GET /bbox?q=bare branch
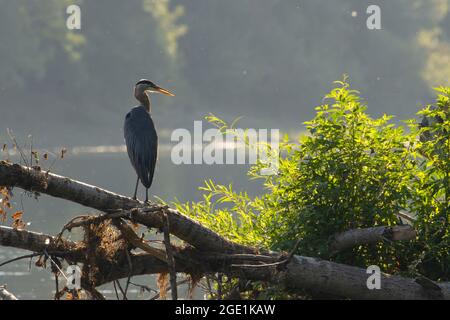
[0,225,84,261]
[114,219,167,262]
[329,225,416,254]
[163,212,177,300]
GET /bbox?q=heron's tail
[140,170,154,189]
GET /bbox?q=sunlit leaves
[173,80,450,282]
[409,87,450,280]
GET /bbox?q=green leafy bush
[409,87,450,280]
[173,80,450,282]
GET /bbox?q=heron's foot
[132,196,137,201]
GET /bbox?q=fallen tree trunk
[1,225,448,299]
[0,161,256,254]
[283,256,450,300]
[0,161,449,300]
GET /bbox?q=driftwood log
[0,160,449,300]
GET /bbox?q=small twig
[286,238,302,263]
[217,273,223,300]
[148,279,190,300]
[81,283,106,300]
[231,260,291,268]
[43,250,68,282]
[115,280,127,300]
[113,281,120,300]
[55,215,91,243]
[6,128,28,166]
[0,253,41,267]
[205,276,214,298]
[208,253,277,263]
[56,211,129,243]
[129,281,158,294]
[115,219,167,262]
[47,151,59,172]
[163,212,177,300]
[30,135,33,166]
[123,249,133,300]
[397,211,416,222]
[231,238,301,269]
[54,273,60,300]
[28,255,32,271]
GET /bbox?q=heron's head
[134,79,175,100]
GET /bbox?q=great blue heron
[124,79,174,202]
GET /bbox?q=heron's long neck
[138,93,151,113]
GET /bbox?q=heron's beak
[153,86,175,97]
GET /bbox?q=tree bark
[282,255,450,300]
[329,225,417,254]
[0,226,82,257]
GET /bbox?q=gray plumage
[124,79,174,202]
[124,106,158,189]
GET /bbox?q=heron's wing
[124,107,158,188]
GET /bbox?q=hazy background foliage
[1,0,450,147]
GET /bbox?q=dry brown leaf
[131,221,140,231]
[65,290,81,300]
[157,273,169,300]
[35,255,45,268]
[12,218,26,230]
[12,211,23,220]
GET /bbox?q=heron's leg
[145,188,149,203]
[133,177,139,200]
